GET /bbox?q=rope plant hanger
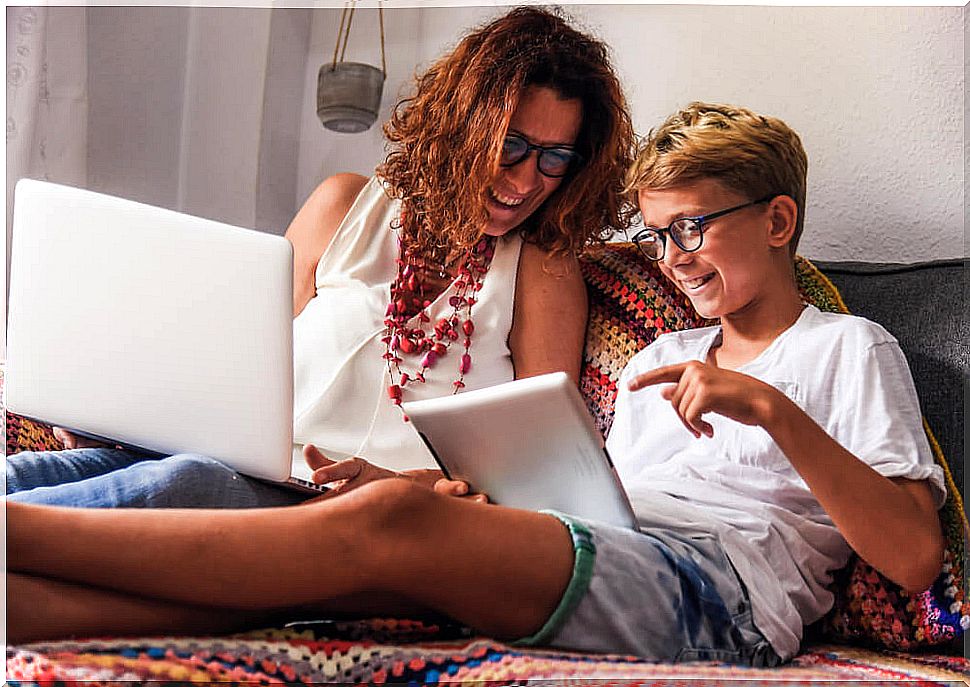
[317,1,387,134]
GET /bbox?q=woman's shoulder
[288,174,372,236]
[310,173,373,211]
[516,240,578,274]
[513,242,585,308]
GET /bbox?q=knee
[158,454,237,486]
[351,478,435,525]
[5,451,38,479]
[6,450,47,471]
[298,479,440,584]
[336,478,439,550]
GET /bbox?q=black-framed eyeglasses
[630,195,777,261]
[500,132,582,178]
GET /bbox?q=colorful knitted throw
[7,621,970,685]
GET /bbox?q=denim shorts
[515,511,782,665]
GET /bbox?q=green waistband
[513,510,596,647]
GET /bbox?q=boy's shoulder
[623,308,899,379]
[794,305,898,350]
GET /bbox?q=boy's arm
[630,361,945,593]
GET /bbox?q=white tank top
[292,176,523,470]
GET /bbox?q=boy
[7,103,946,665]
[607,101,946,660]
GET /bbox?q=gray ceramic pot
[317,62,385,133]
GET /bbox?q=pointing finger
[628,363,688,391]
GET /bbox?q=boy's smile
[638,179,770,320]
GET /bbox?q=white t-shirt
[605,304,946,660]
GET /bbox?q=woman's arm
[285,173,369,317]
[508,242,588,383]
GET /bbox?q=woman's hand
[303,444,403,497]
[303,444,488,503]
[52,427,109,450]
[432,477,489,503]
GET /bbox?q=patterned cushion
[578,243,713,436]
[577,242,968,651]
[5,409,60,456]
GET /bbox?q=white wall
[594,5,965,264]
[298,4,965,263]
[257,9,313,233]
[9,5,967,265]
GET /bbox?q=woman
[7,5,645,647]
[6,6,634,507]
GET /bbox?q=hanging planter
[317,2,386,134]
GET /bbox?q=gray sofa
[814,258,966,496]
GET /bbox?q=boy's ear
[766,195,798,249]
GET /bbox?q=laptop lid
[6,179,295,482]
[402,371,638,528]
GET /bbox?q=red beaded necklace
[382,235,496,420]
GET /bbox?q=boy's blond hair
[626,102,808,254]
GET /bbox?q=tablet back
[403,372,637,528]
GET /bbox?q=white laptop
[5,179,325,493]
[402,372,638,528]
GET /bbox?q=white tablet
[402,372,638,529]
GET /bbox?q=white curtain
[175,7,308,232]
[5,6,88,355]
[3,7,313,356]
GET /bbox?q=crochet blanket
[7,620,970,685]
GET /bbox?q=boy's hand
[628,361,779,438]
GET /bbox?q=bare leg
[8,572,270,643]
[8,573,438,644]
[7,480,574,639]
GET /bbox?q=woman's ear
[766,195,798,249]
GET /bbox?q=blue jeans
[6,448,311,508]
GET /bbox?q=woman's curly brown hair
[377,6,636,262]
